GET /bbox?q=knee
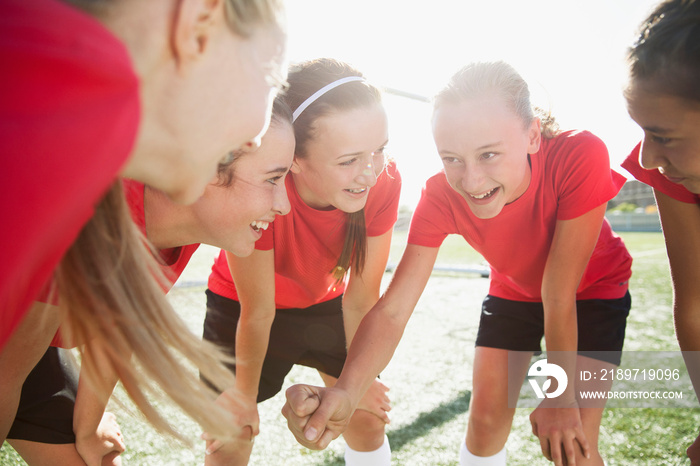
[467,398,513,445]
[344,408,387,447]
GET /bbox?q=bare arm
[530,203,607,466]
[282,244,439,449]
[204,249,275,463]
[226,249,276,407]
[341,230,393,422]
[74,351,126,466]
[342,230,393,348]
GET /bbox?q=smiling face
[290,104,388,212]
[191,119,294,257]
[432,94,540,219]
[626,79,700,194]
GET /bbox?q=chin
[228,243,256,258]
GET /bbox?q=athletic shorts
[475,292,631,366]
[7,346,78,444]
[203,290,347,402]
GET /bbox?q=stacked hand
[281,378,391,450]
[75,412,125,466]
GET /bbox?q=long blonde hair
[55,0,287,444]
[56,182,237,443]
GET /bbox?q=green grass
[3,231,698,465]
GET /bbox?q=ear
[527,117,542,154]
[290,157,302,174]
[171,0,224,65]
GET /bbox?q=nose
[639,139,666,170]
[274,182,291,216]
[355,158,378,188]
[460,162,485,193]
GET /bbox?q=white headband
[292,76,366,122]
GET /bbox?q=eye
[340,157,358,167]
[266,174,286,186]
[649,134,671,145]
[481,152,497,160]
[441,156,462,165]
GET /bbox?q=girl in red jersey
[2,99,295,466]
[1,0,287,454]
[621,0,700,463]
[203,58,401,466]
[282,61,633,466]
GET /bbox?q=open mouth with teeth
[469,187,499,200]
[250,220,269,232]
[345,187,367,194]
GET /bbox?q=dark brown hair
[284,58,383,279]
[627,0,700,102]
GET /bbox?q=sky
[284,0,661,208]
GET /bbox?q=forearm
[73,347,123,437]
[336,244,437,407]
[542,289,579,401]
[334,297,409,406]
[231,313,274,399]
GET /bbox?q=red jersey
[50,181,198,348]
[622,143,700,204]
[123,180,200,284]
[0,0,140,350]
[208,162,402,309]
[409,130,632,302]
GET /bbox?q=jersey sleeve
[621,143,699,204]
[407,172,457,248]
[552,131,625,220]
[365,161,402,237]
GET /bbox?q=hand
[75,412,126,466]
[356,378,391,424]
[281,384,354,450]
[202,389,259,456]
[529,398,590,466]
[202,426,255,466]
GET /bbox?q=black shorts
[7,346,78,444]
[203,290,347,402]
[475,292,631,365]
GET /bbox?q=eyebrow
[336,139,390,159]
[475,141,502,151]
[267,165,290,175]
[439,141,502,157]
[642,126,671,134]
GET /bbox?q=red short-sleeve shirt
[208,162,402,309]
[409,130,632,302]
[1,0,140,350]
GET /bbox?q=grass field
[2,230,699,465]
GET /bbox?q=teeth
[250,221,269,231]
[470,188,497,200]
[346,188,367,194]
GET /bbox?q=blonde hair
[56,182,237,443]
[224,0,285,37]
[51,0,287,443]
[434,61,560,139]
